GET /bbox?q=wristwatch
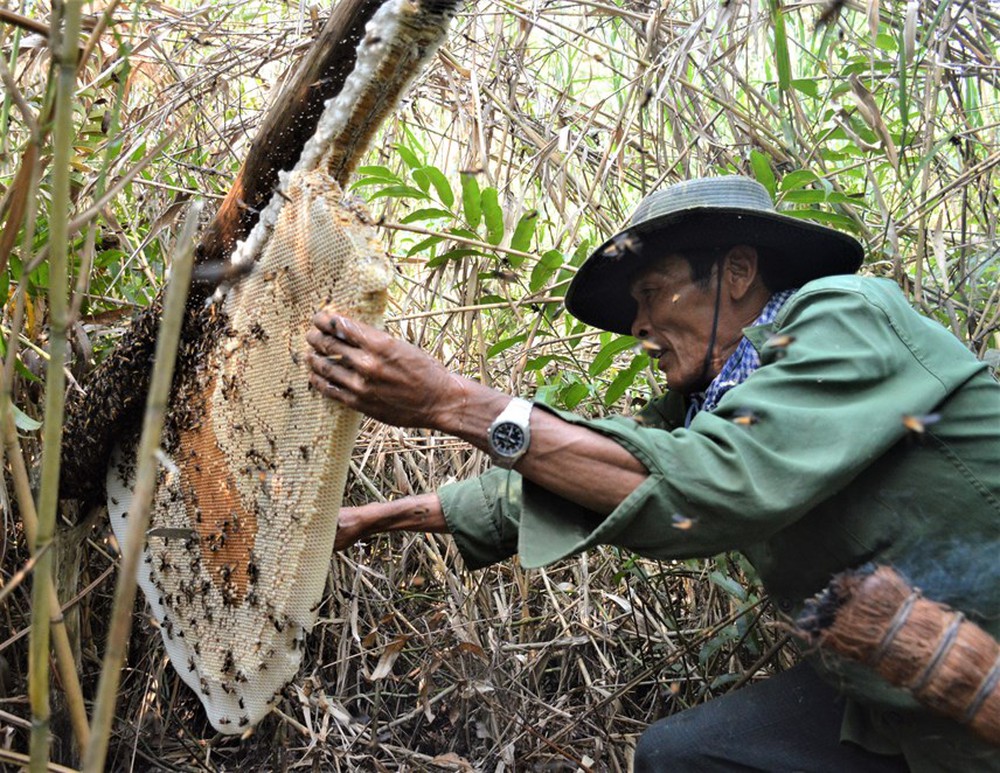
[487,397,533,468]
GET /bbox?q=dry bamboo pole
[80,201,201,773]
[27,4,82,770]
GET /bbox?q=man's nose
[631,308,650,340]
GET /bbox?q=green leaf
[779,169,818,191]
[749,150,776,199]
[875,33,898,52]
[367,184,430,202]
[394,143,422,170]
[604,355,646,406]
[461,172,482,228]
[406,234,444,257]
[354,165,401,183]
[769,0,792,92]
[447,227,482,241]
[589,335,638,377]
[562,381,590,409]
[15,356,40,384]
[410,167,431,193]
[524,355,555,372]
[781,209,861,234]
[487,334,526,358]
[781,189,829,204]
[790,78,819,99]
[530,249,565,292]
[509,210,538,260]
[13,404,41,431]
[400,207,454,224]
[427,247,483,268]
[709,570,747,601]
[420,166,454,207]
[481,187,505,246]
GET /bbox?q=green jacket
[439,276,1000,770]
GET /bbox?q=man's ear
[723,245,760,300]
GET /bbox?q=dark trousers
[633,664,911,772]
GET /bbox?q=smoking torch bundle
[796,563,999,746]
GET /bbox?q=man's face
[629,254,722,394]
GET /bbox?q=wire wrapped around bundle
[796,563,1000,746]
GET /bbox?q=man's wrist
[433,378,511,447]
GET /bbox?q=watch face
[491,422,526,457]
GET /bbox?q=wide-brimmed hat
[564,176,864,335]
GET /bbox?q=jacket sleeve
[442,281,969,570]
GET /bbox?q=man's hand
[308,311,648,517]
[334,495,449,551]
[306,311,466,430]
[332,505,372,551]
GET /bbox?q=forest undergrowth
[1,0,998,770]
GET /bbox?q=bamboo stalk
[81,200,201,773]
[27,4,83,771]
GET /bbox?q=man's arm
[335,493,446,551]
[306,311,648,516]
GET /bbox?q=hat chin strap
[697,258,724,390]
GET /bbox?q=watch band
[488,397,533,467]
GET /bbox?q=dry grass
[1,0,998,770]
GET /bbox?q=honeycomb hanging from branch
[106,0,457,734]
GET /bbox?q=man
[306,176,1000,771]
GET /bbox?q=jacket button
[777,598,793,613]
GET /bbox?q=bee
[670,513,697,531]
[764,334,795,360]
[815,0,848,29]
[191,259,255,289]
[902,413,941,434]
[235,198,260,215]
[731,408,760,427]
[218,717,231,727]
[239,716,250,728]
[765,334,795,350]
[602,232,641,260]
[147,527,195,540]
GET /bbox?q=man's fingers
[309,372,348,402]
[311,312,370,346]
[309,351,350,380]
[308,369,365,406]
